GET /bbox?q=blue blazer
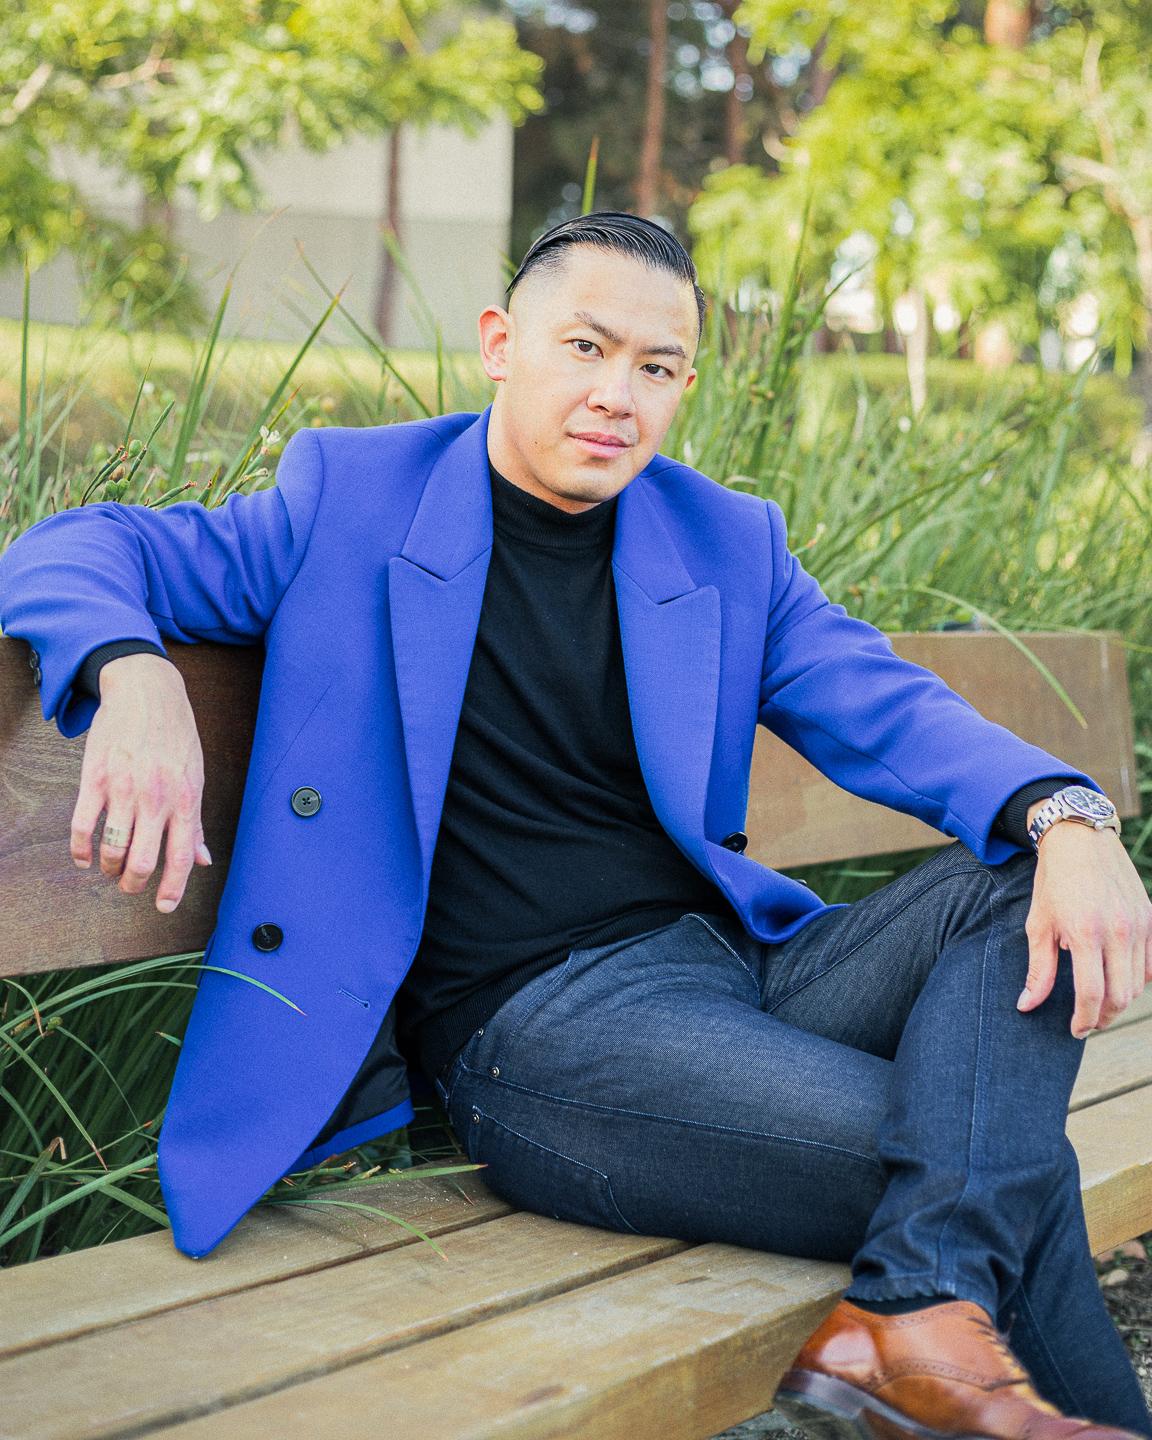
[0,402,1099,1257]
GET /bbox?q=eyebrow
[568,309,689,361]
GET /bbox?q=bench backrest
[0,630,1138,979]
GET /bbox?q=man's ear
[478,305,512,382]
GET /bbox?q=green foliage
[689,1,1152,365]
[0,0,545,325]
[1,240,1149,1267]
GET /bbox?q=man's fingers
[1066,922,1107,1038]
[154,812,205,914]
[1019,915,1059,1010]
[116,807,165,897]
[70,785,107,868]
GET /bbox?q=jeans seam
[934,875,1001,1297]
[1001,1156,1098,1417]
[482,950,581,1062]
[457,1071,884,1172]
[765,864,991,1014]
[472,1105,643,1235]
[683,912,760,989]
[1012,1283,1085,1415]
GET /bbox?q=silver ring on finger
[102,823,133,848]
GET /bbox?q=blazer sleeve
[756,497,1105,863]
[0,428,324,739]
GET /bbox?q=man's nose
[588,365,636,413]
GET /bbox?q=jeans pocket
[477,948,586,1070]
[466,1104,642,1236]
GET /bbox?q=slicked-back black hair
[505,210,707,342]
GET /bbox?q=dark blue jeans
[436,839,1152,1436]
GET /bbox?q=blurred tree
[636,0,670,217]
[687,0,1152,407]
[0,0,544,333]
[504,0,799,258]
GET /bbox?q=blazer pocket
[251,673,336,809]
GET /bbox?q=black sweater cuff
[75,640,172,699]
[992,777,1083,849]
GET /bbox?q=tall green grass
[1,239,1149,1267]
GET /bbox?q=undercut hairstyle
[505,210,707,342]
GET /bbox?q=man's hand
[70,653,213,913]
[1019,800,1152,1038]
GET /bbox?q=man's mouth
[569,432,632,457]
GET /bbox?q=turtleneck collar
[488,456,618,551]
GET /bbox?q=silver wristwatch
[1026,785,1121,853]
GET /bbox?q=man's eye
[571,340,670,378]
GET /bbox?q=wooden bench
[1,628,1148,1440]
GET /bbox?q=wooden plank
[21,1083,1147,1440]
[0,1215,691,1440]
[750,631,1139,870]
[135,1073,1152,1440]
[0,1169,512,1358]
[0,638,260,975]
[2,629,1139,974]
[128,1245,853,1440]
[1068,1084,1152,1255]
[1070,1010,1152,1112]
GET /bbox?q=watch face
[1060,786,1115,820]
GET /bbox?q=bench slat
[137,1072,1152,1440]
[750,631,1139,869]
[1068,1083,1152,1255]
[114,1244,852,1440]
[5,1078,1148,1440]
[0,1170,511,1358]
[3,995,1146,1360]
[0,1216,690,1440]
[1069,1005,1152,1111]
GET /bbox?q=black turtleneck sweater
[390,460,742,1082]
[72,459,1076,1089]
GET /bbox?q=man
[0,212,1149,1440]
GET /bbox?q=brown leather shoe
[773,1296,1146,1440]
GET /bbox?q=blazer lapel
[612,473,721,873]
[389,406,722,891]
[388,410,494,883]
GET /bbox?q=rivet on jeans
[471,1110,480,1123]
[476,1027,484,1036]
[490,1065,500,1078]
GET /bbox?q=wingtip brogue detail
[773,1296,1147,1440]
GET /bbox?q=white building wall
[0,119,514,353]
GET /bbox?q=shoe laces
[962,1310,1035,1389]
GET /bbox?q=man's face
[479,245,699,514]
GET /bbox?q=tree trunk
[375,125,404,344]
[806,27,836,108]
[983,0,1035,50]
[140,194,175,241]
[635,0,668,216]
[972,2,1034,366]
[719,0,751,166]
[902,286,930,416]
[1128,213,1152,440]
[973,319,1017,369]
